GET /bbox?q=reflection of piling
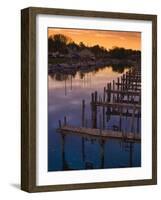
[100,139,105,168]
[113,80,115,102]
[129,142,133,167]
[64,77,67,96]
[107,83,111,102]
[91,92,97,128]
[99,114,102,135]
[61,133,65,170]
[131,105,136,133]
[59,120,62,128]
[137,111,140,133]
[64,116,67,126]
[103,87,106,102]
[119,107,122,131]
[102,106,105,129]
[117,78,120,102]
[70,75,72,90]
[82,137,85,162]
[82,99,85,127]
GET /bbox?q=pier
[56,67,141,170]
[58,68,141,138]
[57,125,141,142]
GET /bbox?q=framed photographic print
[21,7,157,192]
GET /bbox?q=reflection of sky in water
[48,66,141,171]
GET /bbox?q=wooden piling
[61,133,65,170]
[131,105,136,133]
[119,107,122,131]
[103,87,106,102]
[64,116,67,126]
[59,120,62,128]
[70,75,72,90]
[91,92,94,103]
[99,114,102,135]
[102,106,105,129]
[100,139,105,169]
[94,91,98,102]
[117,78,120,102]
[82,137,85,162]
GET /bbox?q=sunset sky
[48,28,141,51]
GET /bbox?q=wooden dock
[57,68,141,141]
[57,125,141,142]
[92,102,141,110]
[105,89,140,96]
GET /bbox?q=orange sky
[48,28,141,51]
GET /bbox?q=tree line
[48,34,141,59]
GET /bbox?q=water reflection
[49,64,130,81]
[48,65,141,171]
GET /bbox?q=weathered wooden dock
[57,68,141,142]
[92,102,141,109]
[57,125,141,142]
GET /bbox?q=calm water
[48,66,141,171]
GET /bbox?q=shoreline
[48,58,140,75]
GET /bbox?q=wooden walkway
[57,68,141,142]
[57,125,141,142]
[105,89,140,96]
[92,102,141,110]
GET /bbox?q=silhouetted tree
[48,34,71,53]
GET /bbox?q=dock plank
[91,102,141,109]
[57,125,141,142]
[105,89,140,96]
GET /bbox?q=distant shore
[48,58,140,76]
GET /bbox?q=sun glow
[48,28,141,50]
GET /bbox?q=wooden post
[119,107,122,131]
[91,92,94,103]
[137,110,140,133]
[100,139,105,169]
[61,133,65,170]
[91,102,97,128]
[113,80,115,90]
[122,74,124,90]
[129,142,133,167]
[99,95,101,102]
[82,137,85,162]
[125,72,128,90]
[117,77,120,90]
[109,83,111,102]
[139,93,141,105]
[128,70,131,87]
[59,120,62,128]
[126,109,128,119]
[85,118,88,128]
[64,116,67,126]
[107,83,111,102]
[99,114,102,135]
[102,106,105,129]
[103,87,106,102]
[131,105,136,133]
[135,79,137,91]
[112,80,115,102]
[94,91,98,102]
[70,75,72,90]
[127,93,129,103]
[121,76,123,91]
[117,78,120,102]
[106,106,111,123]
[65,76,67,96]
[82,99,85,127]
